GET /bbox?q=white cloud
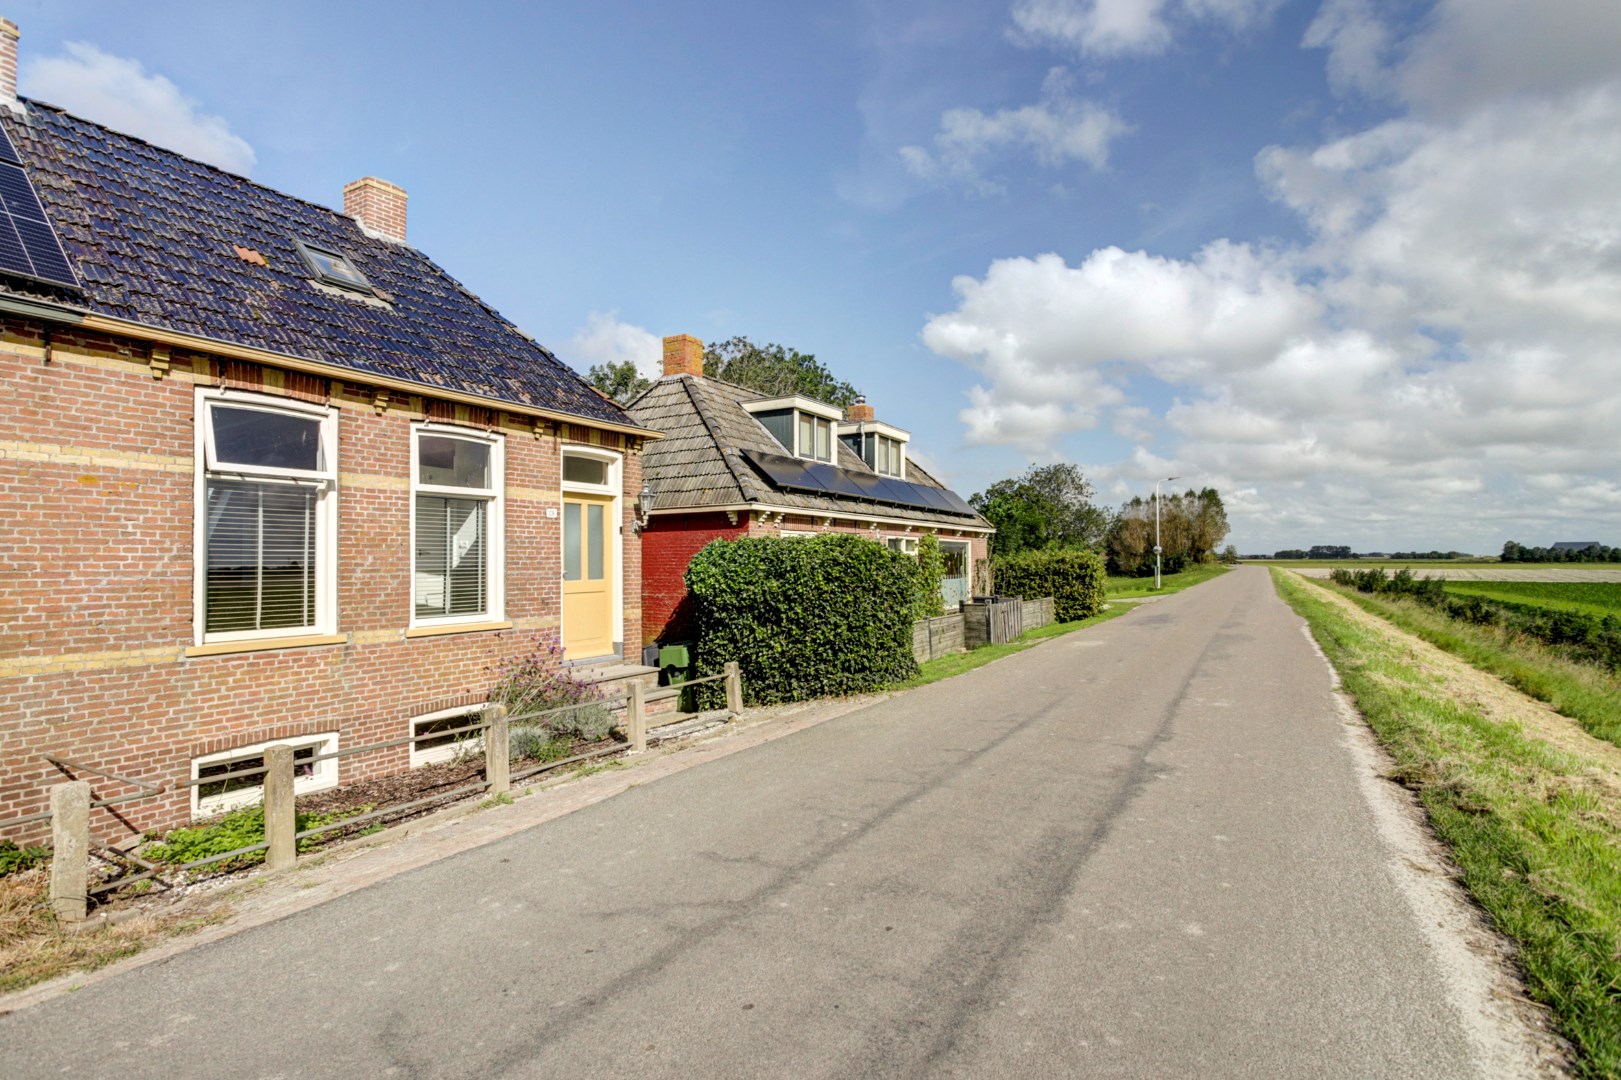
[23,43,256,175]
[566,311,662,380]
[901,68,1129,192]
[924,1,1621,551]
[1011,0,1285,58]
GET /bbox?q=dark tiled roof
[630,375,990,529]
[0,100,640,430]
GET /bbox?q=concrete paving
[0,567,1550,1077]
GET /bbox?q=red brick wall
[640,511,749,645]
[0,318,642,841]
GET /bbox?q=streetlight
[1154,475,1180,590]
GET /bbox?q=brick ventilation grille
[662,335,704,378]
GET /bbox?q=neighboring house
[0,20,654,836]
[629,335,993,646]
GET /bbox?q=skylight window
[294,239,373,293]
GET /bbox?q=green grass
[1272,570,1621,1077]
[1247,558,1502,568]
[1307,579,1621,752]
[890,604,1135,690]
[1444,581,1621,618]
[1106,562,1230,598]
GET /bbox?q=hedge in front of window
[685,534,922,705]
[992,548,1107,622]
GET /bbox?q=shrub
[685,533,922,704]
[508,725,573,764]
[915,533,946,619]
[143,803,364,869]
[488,636,609,739]
[992,548,1108,622]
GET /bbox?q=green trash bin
[659,643,694,711]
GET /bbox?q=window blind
[415,496,487,618]
[205,479,317,633]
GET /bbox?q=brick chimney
[343,176,407,243]
[0,19,20,109]
[662,334,704,378]
[845,396,874,422]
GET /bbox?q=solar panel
[740,448,978,517]
[907,483,955,512]
[804,461,869,499]
[0,123,79,289]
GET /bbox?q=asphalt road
[1,567,1533,1078]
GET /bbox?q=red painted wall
[640,512,749,645]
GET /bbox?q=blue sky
[18,1,1621,554]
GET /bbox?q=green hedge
[686,533,922,704]
[993,548,1107,622]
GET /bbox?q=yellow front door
[562,493,615,658]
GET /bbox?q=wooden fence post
[627,681,646,753]
[724,661,743,716]
[48,780,90,924]
[484,704,510,795]
[263,744,296,871]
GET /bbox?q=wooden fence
[912,596,1055,662]
[912,614,966,663]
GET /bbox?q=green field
[1248,559,1499,569]
[1443,581,1621,617]
[1105,563,1229,598]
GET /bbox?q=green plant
[0,840,49,877]
[686,533,922,704]
[143,803,370,869]
[992,548,1108,622]
[914,533,946,619]
[509,724,574,763]
[489,635,609,739]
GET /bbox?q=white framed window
[876,435,905,478]
[886,536,919,556]
[412,426,504,625]
[780,529,817,539]
[191,732,338,817]
[195,390,337,643]
[796,412,833,462]
[409,706,485,767]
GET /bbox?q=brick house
[0,22,656,838]
[629,335,993,646]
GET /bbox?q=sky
[15,0,1621,555]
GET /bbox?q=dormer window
[743,395,844,464]
[837,417,910,479]
[294,239,373,294]
[797,413,833,463]
[875,435,904,478]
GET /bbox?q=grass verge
[889,603,1134,690]
[0,870,230,995]
[1272,569,1621,1077]
[1106,563,1229,599]
[1302,575,1621,752]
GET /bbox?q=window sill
[184,634,348,658]
[404,620,513,639]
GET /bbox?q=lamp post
[1154,475,1179,590]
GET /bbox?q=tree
[1106,486,1231,575]
[704,336,862,406]
[586,359,652,404]
[969,463,1112,556]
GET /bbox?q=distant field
[1443,580,1621,617]
[1248,559,1499,569]
[1284,564,1621,582]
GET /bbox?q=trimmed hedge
[686,533,922,704]
[993,548,1107,622]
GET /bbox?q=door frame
[559,445,623,659]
